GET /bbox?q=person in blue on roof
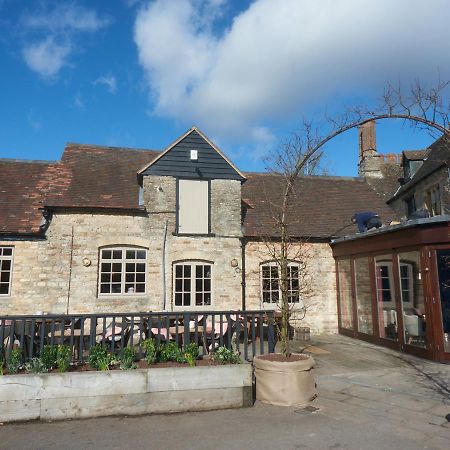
[351,211,382,233]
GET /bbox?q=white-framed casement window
[177,179,209,234]
[0,246,13,296]
[99,247,147,295]
[260,262,300,303]
[173,261,212,307]
[375,261,414,308]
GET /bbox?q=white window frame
[375,261,414,309]
[173,261,213,308]
[260,262,300,304]
[98,247,148,296]
[0,246,14,297]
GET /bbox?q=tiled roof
[44,144,159,208]
[1,144,398,239]
[0,159,56,234]
[242,174,398,239]
[389,136,450,202]
[0,144,159,235]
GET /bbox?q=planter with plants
[0,340,252,422]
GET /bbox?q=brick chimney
[358,121,382,178]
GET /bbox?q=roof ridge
[65,143,161,153]
[0,158,56,164]
[243,172,363,181]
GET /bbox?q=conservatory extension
[332,216,450,363]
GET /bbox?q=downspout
[162,219,168,311]
[241,237,247,310]
[66,225,74,314]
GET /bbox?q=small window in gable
[177,179,209,234]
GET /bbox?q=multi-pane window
[0,247,13,296]
[376,261,414,307]
[174,262,212,307]
[261,262,300,303]
[99,247,147,295]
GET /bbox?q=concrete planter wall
[0,364,253,422]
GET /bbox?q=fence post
[268,311,275,353]
[183,312,190,348]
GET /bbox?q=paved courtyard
[1,335,449,450]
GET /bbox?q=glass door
[397,251,427,350]
[375,255,398,342]
[435,249,450,356]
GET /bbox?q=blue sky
[0,0,449,176]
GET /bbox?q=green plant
[56,345,72,373]
[88,345,111,371]
[26,357,48,373]
[142,338,157,365]
[119,347,137,370]
[41,345,58,370]
[0,356,3,375]
[183,343,200,367]
[158,341,184,363]
[7,348,21,374]
[211,346,241,365]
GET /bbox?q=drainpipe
[162,219,168,311]
[241,237,247,310]
[66,225,74,314]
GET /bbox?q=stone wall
[0,175,244,315]
[390,167,449,217]
[244,241,338,334]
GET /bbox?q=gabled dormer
[138,127,245,237]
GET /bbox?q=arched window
[99,247,147,295]
[260,262,300,304]
[173,261,212,307]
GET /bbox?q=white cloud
[26,109,42,131]
[21,2,110,78]
[22,3,110,32]
[23,37,71,78]
[74,92,85,109]
[93,74,117,94]
[134,0,450,148]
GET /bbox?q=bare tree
[261,78,450,358]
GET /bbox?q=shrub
[158,341,184,363]
[26,357,48,373]
[41,345,58,370]
[211,346,241,365]
[56,345,72,373]
[88,345,111,371]
[142,338,157,365]
[7,348,21,374]
[0,356,3,375]
[183,343,200,367]
[119,347,137,370]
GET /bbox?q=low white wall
[0,364,253,422]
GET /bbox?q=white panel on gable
[178,179,209,234]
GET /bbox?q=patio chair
[403,313,423,344]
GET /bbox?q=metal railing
[0,310,276,364]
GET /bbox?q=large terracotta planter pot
[253,354,316,406]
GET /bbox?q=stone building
[0,126,397,333]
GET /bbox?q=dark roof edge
[43,205,148,215]
[0,231,45,240]
[331,215,450,245]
